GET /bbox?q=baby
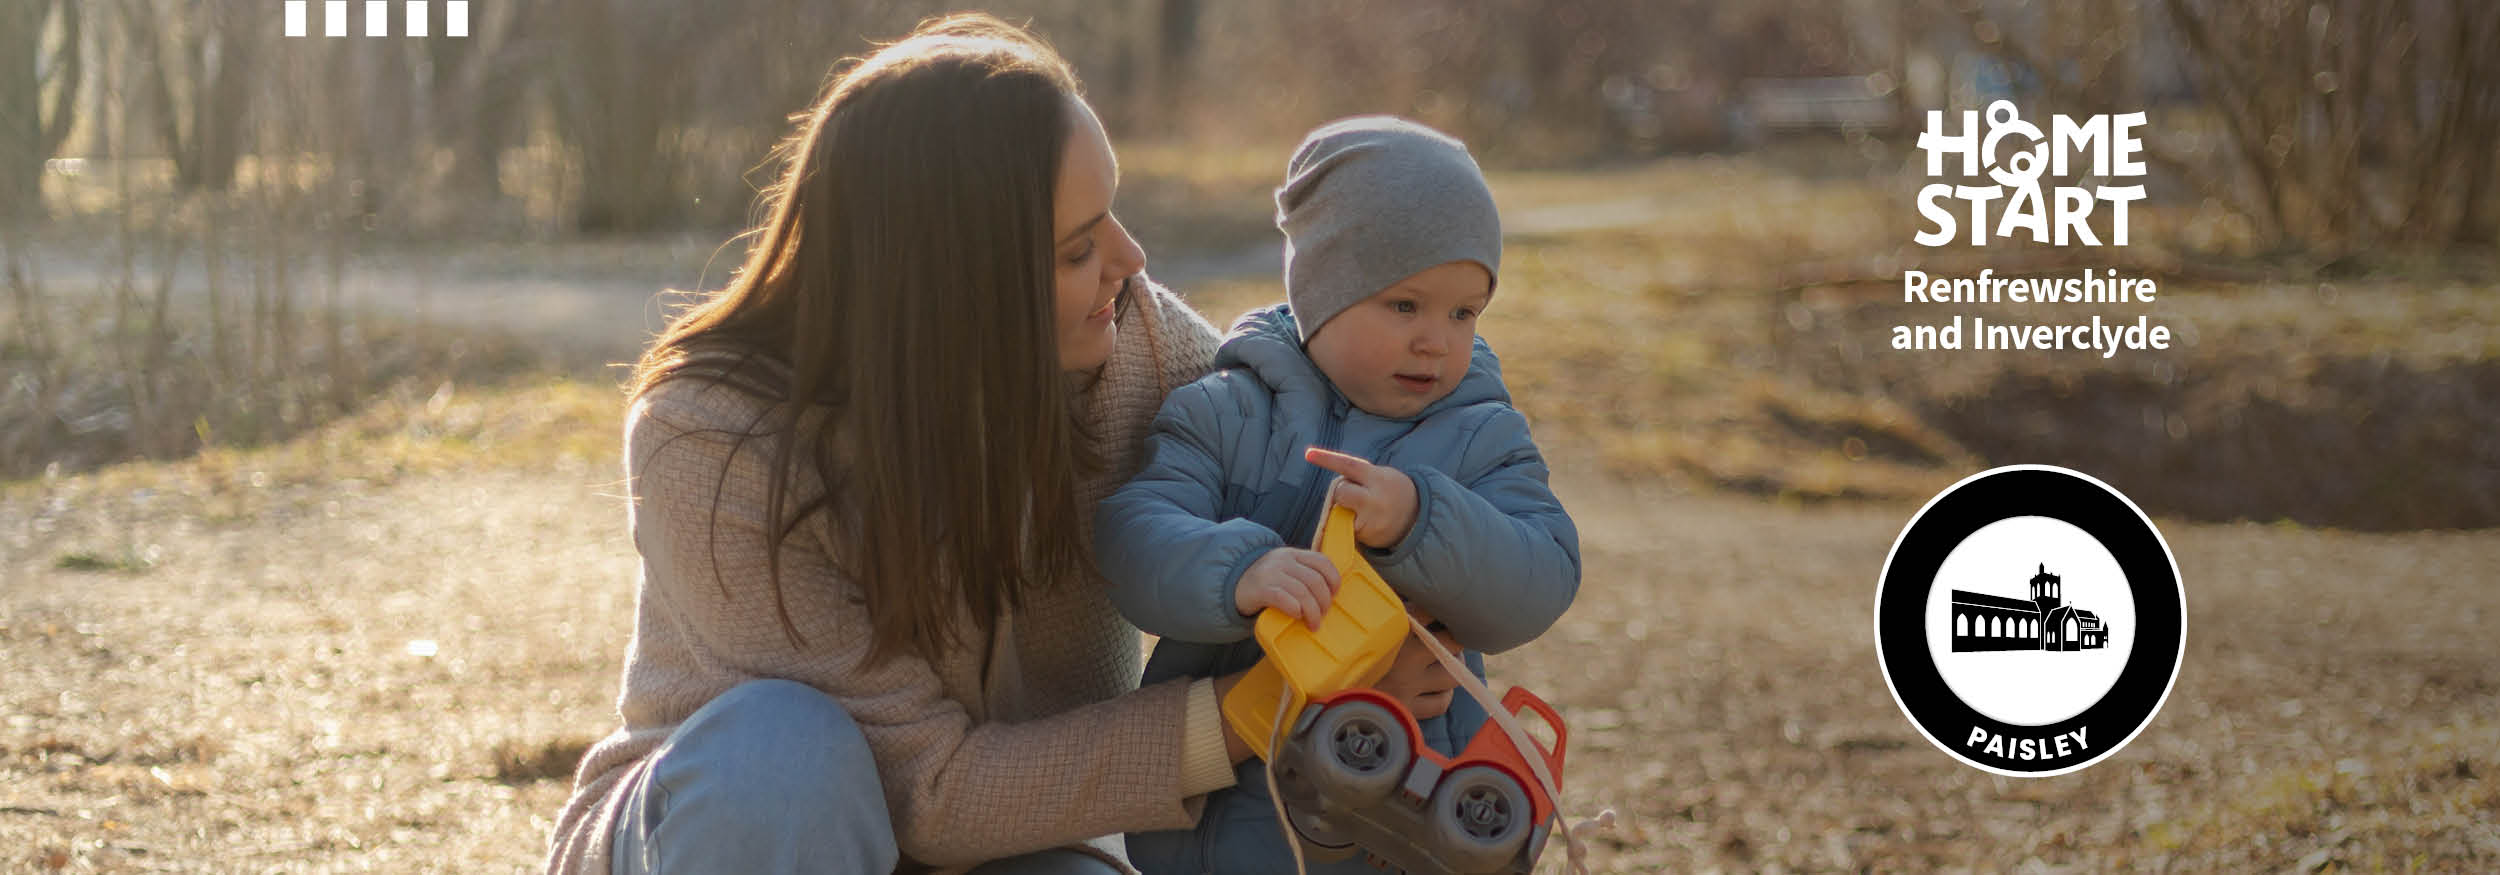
[1097,116,1581,874]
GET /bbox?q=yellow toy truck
[1222,504,1572,875]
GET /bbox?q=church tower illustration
[1949,563,2110,653]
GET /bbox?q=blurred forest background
[3,0,2498,871]
[3,0,2495,487]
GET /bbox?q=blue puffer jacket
[1097,303,1580,873]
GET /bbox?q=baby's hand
[1235,548,1341,630]
[1377,609,1463,721]
[1304,448,1418,550]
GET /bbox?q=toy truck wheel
[1303,700,1410,806]
[1428,765,1532,871]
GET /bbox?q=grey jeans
[610,678,1120,875]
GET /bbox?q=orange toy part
[1451,685,1570,826]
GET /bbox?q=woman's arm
[629,391,1228,866]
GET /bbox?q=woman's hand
[1212,671,1256,763]
[1304,447,1419,550]
[1373,608,1463,722]
[1235,547,1340,630]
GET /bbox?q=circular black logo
[1875,465,2184,776]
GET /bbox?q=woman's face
[1051,97,1145,372]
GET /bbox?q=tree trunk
[430,0,541,200]
[1,0,79,222]
[554,0,690,232]
[183,2,254,192]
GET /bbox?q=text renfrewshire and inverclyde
[1893,269,2172,358]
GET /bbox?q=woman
[545,15,1253,875]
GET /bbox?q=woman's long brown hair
[627,14,1095,666]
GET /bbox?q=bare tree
[116,0,259,193]
[548,0,716,231]
[0,0,81,220]
[2164,0,2492,248]
[1938,0,2498,251]
[427,2,546,201]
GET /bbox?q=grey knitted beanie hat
[1275,116,1501,342]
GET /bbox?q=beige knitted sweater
[546,281,1230,874]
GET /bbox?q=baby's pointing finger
[1303,447,1377,482]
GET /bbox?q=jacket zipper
[1283,403,1347,549]
[1223,400,1348,693]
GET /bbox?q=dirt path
[17,181,1680,372]
[4,453,2494,871]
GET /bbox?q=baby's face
[1305,261,1493,419]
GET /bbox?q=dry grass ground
[6,387,2494,871]
[5,150,2496,871]
[2,382,628,872]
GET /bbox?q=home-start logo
[1874,466,2184,777]
[1889,102,2175,357]
[1913,101,2147,247]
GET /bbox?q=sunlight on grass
[7,378,624,521]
